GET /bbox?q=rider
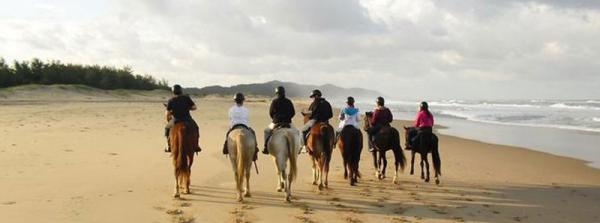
[164,84,201,153]
[367,96,393,151]
[262,86,296,154]
[301,89,333,151]
[411,101,434,147]
[223,93,259,161]
[335,96,360,144]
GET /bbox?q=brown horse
[364,112,406,184]
[337,125,363,186]
[302,112,335,190]
[170,121,198,198]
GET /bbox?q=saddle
[231,124,250,131]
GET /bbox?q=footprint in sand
[108,153,118,156]
[295,216,318,223]
[344,216,362,223]
[178,202,191,207]
[2,201,16,205]
[166,209,183,215]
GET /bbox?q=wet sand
[1,96,599,222]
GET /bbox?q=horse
[169,121,198,198]
[226,126,257,202]
[266,126,301,202]
[404,127,441,185]
[337,125,363,186]
[301,112,335,190]
[363,112,406,184]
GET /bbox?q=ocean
[342,99,600,169]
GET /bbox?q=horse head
[363,112,373,130]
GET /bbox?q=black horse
[404,127,441,185]
[337,125,363,186]
[364,112,406,184]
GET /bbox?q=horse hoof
[277,188,283,192]
[237,197,243,202]
[435,179,440,185]
[173,193,180,198]
[318,184,324,191]
[425,178,430,183]
[393,177,398,184]
[244,193,252,198]
[312,181,317,185]
[285,195,291,203]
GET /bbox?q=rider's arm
[414,112,422,127]
[165,110,173,122]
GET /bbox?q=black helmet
[309,89,322,98]
[346,96,355,105]
[275,86,285,96]
[420,101,429,110]
[234,92,245,103]
[376,96,385,106]
[172,84,183,95]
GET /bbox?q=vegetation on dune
[0,58,169,90]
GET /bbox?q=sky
[0,0,599,100]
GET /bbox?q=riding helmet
[172,84,183,95]
[347,96,355,105]
[234,92,245,103]
[275,86,285,96]
[309,89,322,98]
[420,101,429,110]
[376,96,385,106]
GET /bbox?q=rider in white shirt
[223,93,258,160]
[336,96,360,144]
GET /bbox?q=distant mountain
[185,80,383,100]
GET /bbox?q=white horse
[266,127,301,202]
[227,128,257,202]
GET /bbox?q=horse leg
[343,159,348,179]
[420,156,425,180]
[410,151,415,175]
[312,160,318,185]
[244,166,252,198]
[425,156,430,183]
[282,170,291,202]
[372,151,379,178]
[380,151,387,179]
[173,169,180,198]
[393,150,399,184]
[184,154,193,194]
[324,159,330,188]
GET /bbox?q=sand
[1,95,599,223]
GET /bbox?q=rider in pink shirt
[414,110,434,128]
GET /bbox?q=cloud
[0,0,599,99]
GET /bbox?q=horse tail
[320,124,333,162]
[392,128,406,171]
[432,135,442,176]
[352,127,362,178]
[175,124,188,177]
[285,131,297,181]
[235,133,245,190]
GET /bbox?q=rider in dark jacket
[262,86,296,154]
[301,89,333,149]
[164,85,201,153]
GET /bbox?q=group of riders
[163,84,435,159]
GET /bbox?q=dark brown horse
[170,121,198,198]
[302,112,335,190]
[337,125,363,186]
[404,127,441,185]
[364,112,406,184]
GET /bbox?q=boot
[164,138,171,153]
[195,145,202,153]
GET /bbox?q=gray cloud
[0,0,599,99]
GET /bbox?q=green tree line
[0,58,169,90]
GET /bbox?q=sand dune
[1,94,599,222]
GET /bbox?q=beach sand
[1,96,599,223]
